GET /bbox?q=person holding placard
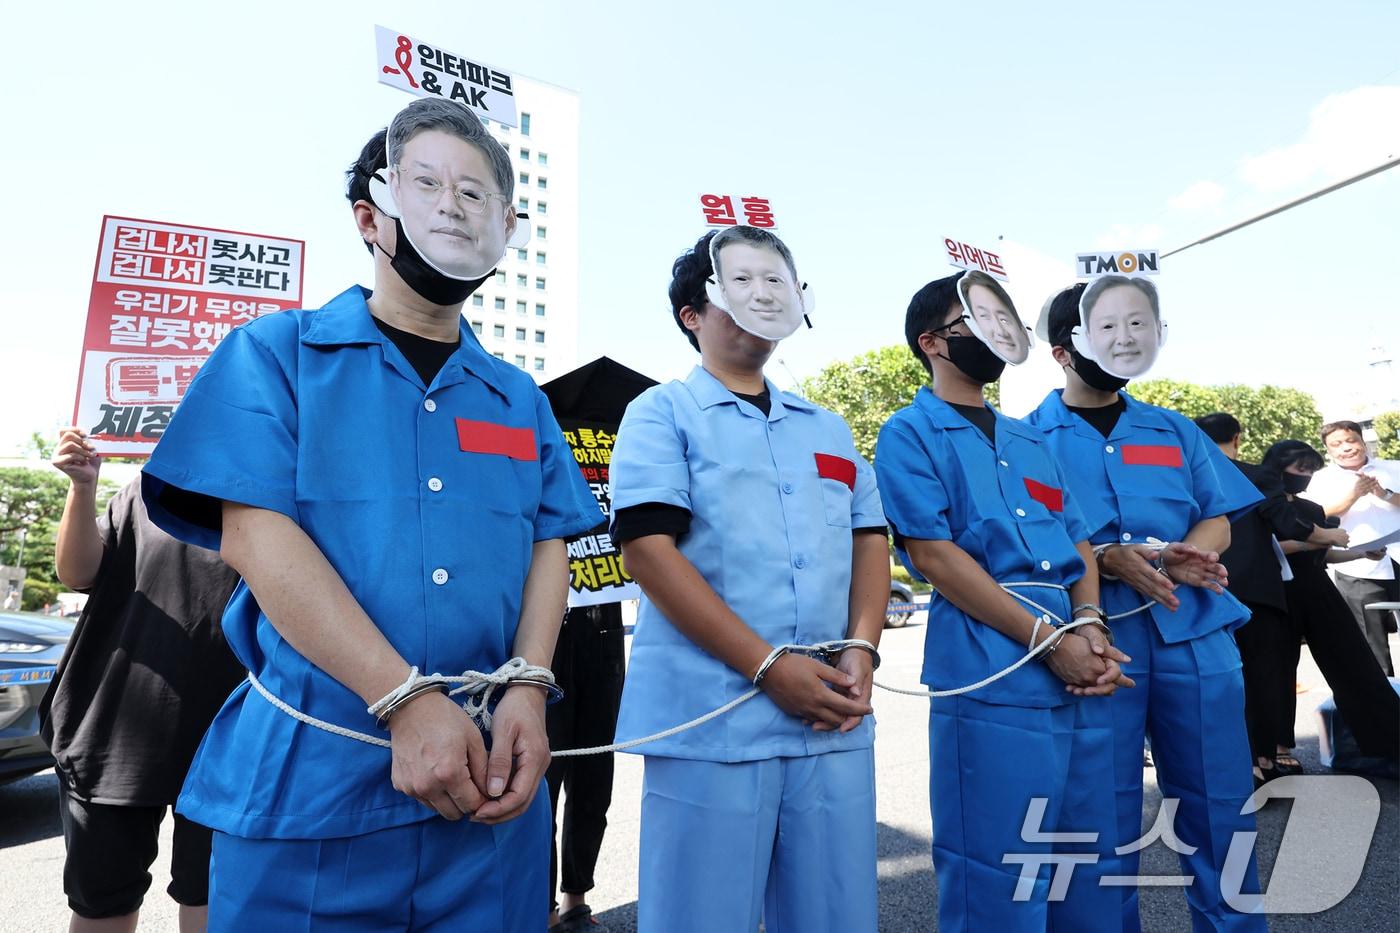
[874,271,1131,933]
[1026,282,1267,932]
[609,227,888,932]
[139,97,600,931]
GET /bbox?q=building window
[538,153,548,167]
[516,300,527,314]
[520,148,530,161]
[535,303,546,317]
[537,201,547,215]
[536,226,547,240]
[517,197,528,211]
[519,172,529,185]
[534,357,545,371]
[537,177,547,190]
[520,113,531,135]
[494,271,506,285]
[502,142,510,152]
[494,297,505,311]
[472,294,484,307]
[516,248,528,261]
[536,251,546,265]
[493,324,505,338]
[515,327,526,341]
[535,277,546,290]
[516,273,527,288]
[534,330,545,344]
[470,320,482,335]
[494,351,505,360]
[514,354,526,367]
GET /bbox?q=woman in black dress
[1263,440,1399,768]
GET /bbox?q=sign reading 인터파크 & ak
[72,216,305,456]
[375,25,519,128]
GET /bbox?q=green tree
[1373,411,1400,460]
[803,345,999,461]
[1129,380,1323,462]
[0,467,119,609]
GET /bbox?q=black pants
[546,604,626,904]
[1235,602,1296,761]
[1332,571,1397,676]
[1287,571,1400,760]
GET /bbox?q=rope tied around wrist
[246,657,559,751]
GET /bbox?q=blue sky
[2,0,1397,453]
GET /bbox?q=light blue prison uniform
[609,366,884,933]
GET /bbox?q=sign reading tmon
[1075,250,1160,277]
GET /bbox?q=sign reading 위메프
[559,419,639,607]
[943,237,1008,281]
[375,26,518,127]
[72,216,304,457]
[699,194,777,229]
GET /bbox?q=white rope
[551,689,761,758]
[874,582,1104,699]
[246,657,557,751]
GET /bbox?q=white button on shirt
[1121,532,1132,542]
[431,568,448,585]
[1105,445,1115,453]
[1040,560,1052,571]
[1016,508,1027,517]
[423,399,437,413]
[427,477,443,492]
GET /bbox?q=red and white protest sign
[72,216,305,456]
[943,237,1008,281]
[699,193,778,229]
[375,25,519,128]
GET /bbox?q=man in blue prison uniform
[1025,284,1266,932]
[140,99,600,930]
[874,273,1135,933]
[608,228,890,932]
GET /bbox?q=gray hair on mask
[386,97,514,201]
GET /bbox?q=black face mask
[1283,472,1312,494]
[941,335,1006,385]
[1069,348,1130,393]
[377,219,490,306]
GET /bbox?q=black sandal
[1274,754,1304,776]
[550,905,606,933]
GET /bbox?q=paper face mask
[369,103,531,282]
[703,227,813,341]
[955,270,1032,365]
[1073,275,1166,379]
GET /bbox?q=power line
[1164,154,1400,258]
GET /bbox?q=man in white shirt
[1305,420,1400,675]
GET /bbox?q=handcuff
[752,638,881,687]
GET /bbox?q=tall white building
[470,76,579,382]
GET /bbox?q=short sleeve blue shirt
[1025,390,1263,643]
[609,366,884,762]
[875,388,1102,708]
[141,286,600,840]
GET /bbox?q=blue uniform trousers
[207,787,550,931]
[1110,617,1267,932]
[928,694,1120,933]
[638,749,877,933]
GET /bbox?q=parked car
[0,611,74,784]
[886,580,924,629]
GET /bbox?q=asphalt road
[2,624,1396,931]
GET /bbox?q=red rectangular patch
[814,453,856,491]
[1023,478,1064,512]
[1121,444,1183,467]
[455,418,537,461]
